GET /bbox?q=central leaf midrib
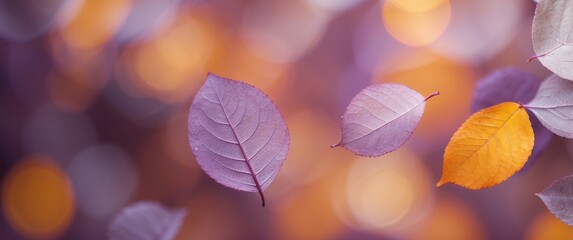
[347,97,424,143]
[213,90,265,205]
[447,105,523,180]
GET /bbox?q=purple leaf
[471,68,553,167]
[188,73,289,206]
[333,83,438,157]
[537,175,573,226]
[471,68,540,112]
[530,0,573,80]
[108,201,187,240]
[525,74,573,139]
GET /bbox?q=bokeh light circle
[2,155,75,239]
[67,144,139,219]
[382,0,451,47]
[343,149,433,234]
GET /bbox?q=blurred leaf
[531,0,573,80]
[188,73,289,206]
[471,68,552,167]
[526,74,573,138]
[333,83,438,157]
[537,175,573,226]
[438,102,534,189]
[471,68,540,112]
[0,0,68,41]
[108,201,187,240]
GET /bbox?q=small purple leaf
[537,175,573,226]
[471,68,553,167]
[188,73,289,207]
[333,83,438,157]
[108,201,187,240]
[471,68,540,112]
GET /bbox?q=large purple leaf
[531,0,573,81]
[188,73,289,206]
[537,175,573,226]
[471,68,553,167]
[333,83,438,157]
[108,201,187,240]
[525,74,573,139]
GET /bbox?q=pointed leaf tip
[336,83,429,157]
[537,175,573,226]
[188,74,289,206]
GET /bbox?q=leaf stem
[424,91,440,101]
[528,44,564,62]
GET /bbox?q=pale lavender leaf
[471,68,553,167]
[537,175,573,226]
[188,73,289,206]
[108,201,187,240]
[333,83,438,157]
[526,74,573,138]
[531,0,573,80]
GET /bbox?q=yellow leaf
[437,102,534,189]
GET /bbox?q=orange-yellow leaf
[437,102,534,189]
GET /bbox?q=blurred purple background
[1,0,572,239]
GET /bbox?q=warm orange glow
[343,149,433,234]
[273,165,346,240]
[279,110,340,184]
[50,36,114,81]
[407,196,485,240]
[525,211,573,240]
[3,156,75,239]
[59,0,131,50]
[120,10,217,103]
[352,172,413,227]
[206,38,290,98]
[176,191,247,239]
[382,0,450,47]
[161,107,200,169]
[240,0,329,63]
[387,0,447,13]
[47,70,99,112]
[375,50,475,142]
